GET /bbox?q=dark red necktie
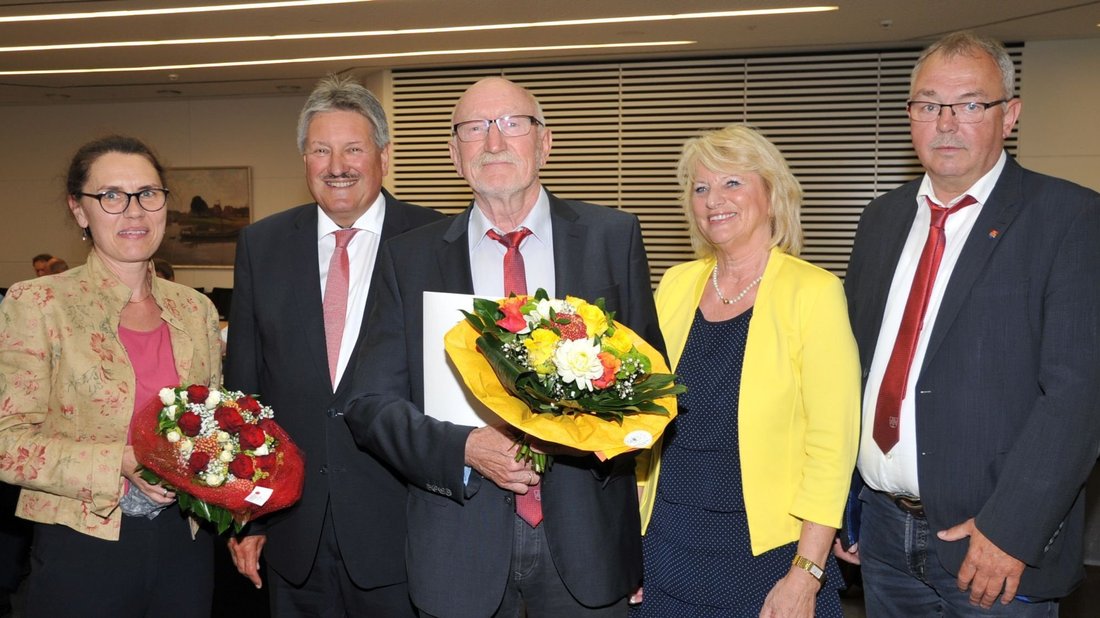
[873,195,976,453]
[323,228,358,388]
[487,227,542,527]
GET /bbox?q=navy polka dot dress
[631,308,843,617]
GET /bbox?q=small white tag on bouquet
[245,486,273,506]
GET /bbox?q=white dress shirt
[468,186,556,298]
[316,192,386,387]
[858,151,1008,497]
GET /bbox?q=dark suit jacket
[845,157,1100,598]
[225,189,443,587]
[344,192,664,616]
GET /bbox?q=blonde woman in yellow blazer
[632,125,860,618]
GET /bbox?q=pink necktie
[323,228,359,388]
[873,195,976,453]
[487,227,542,527]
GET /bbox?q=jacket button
[319,465,328,475]
[327,408,341,418]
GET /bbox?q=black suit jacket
[225,190,443,587]
[845,157,1100,598]
[344,192,664,616]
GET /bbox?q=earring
[81,227,89,241]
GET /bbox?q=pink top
[119,322,180,437]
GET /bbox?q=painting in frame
[155,166,252,268]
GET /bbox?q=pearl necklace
[711,267,762,305]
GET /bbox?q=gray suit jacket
[345,192,664,616]
[845,157,1100,598]
[225,190,443,587]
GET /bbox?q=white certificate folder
[422,291,501,428]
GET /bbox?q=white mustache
[475,152,520,167]
[930,137,966,149]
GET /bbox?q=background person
[30,254,52,277]
[633,125,859,617]
[0,135,222,617]
[839,30,1100,614]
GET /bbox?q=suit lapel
[548,193,584,295]
[286,205,332,390]
[922,159,1024,368]
[439,206,475,294]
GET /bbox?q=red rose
[495,296,528,333]
[214,406,246,432]
[185,385,210,404]
[236,396,261,413]
[228,455,255,480]
[258,418,279,434]
[238,425,267,450]
[188,451,211,474]
[177,411,202,437]
[255,453,278,471]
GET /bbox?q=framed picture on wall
[155,167,252,268]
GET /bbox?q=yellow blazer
[639,248,860,556]
[0,249,221,540]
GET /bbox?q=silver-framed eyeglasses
[77,188,170,214]
[452,115,544,142]
[906,99,1010,123]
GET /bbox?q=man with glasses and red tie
[345,76,663,617]
[837,31,1100,615]
[225,75,442,616]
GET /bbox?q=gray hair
[912,31,1015,100]
[296,74,390,153]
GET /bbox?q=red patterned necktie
[323,228,359,388]
[873,195,976,453]
[486,227,542,527]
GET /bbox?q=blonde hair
[677,124,803,257]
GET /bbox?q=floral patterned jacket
[0,249,221,540]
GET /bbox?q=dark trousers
[419,514,627,618]
[267,504,415,618]
[25,505,213,618]
[860,488,1059,617]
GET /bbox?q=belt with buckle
[886,492,925,518]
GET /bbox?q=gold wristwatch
[791,554,825,585]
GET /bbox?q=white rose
[531,298,569,324]
[216,430,231,443]
[204,390,222,409]
[553,338,604,391]
[166,430,181,443]
[159,388,177,405]
[205,473,225,487]
[164,405,179,421]
[252,443,270,456]
[179,438,194,457]
[218,450,234,463]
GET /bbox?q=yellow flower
[524,328,561,373]
[602,327,633,356]
[576,303,609,337]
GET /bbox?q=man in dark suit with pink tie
[838,31,1100,615]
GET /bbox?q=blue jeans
[859,488,1058,617]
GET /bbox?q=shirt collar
[918,150,1007,208]
[315,191,387,241]
[469,186,551,249]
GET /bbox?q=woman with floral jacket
[0,136,221,617]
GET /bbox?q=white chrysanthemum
[553,338,603,391]
[159,388,177,405]
[166,430,181,443]
[204,390,222,409]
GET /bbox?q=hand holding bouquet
[447,289,684,472]
[132,385,305,533]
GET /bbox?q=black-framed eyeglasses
[76,188,170,214]
[906,99,1010,123]
[452,115,544,142]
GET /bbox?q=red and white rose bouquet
[132,385,305,533]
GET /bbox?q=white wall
[1016,38,1100,192]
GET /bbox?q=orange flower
[593,352,622,389]
[495,296,528,333]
